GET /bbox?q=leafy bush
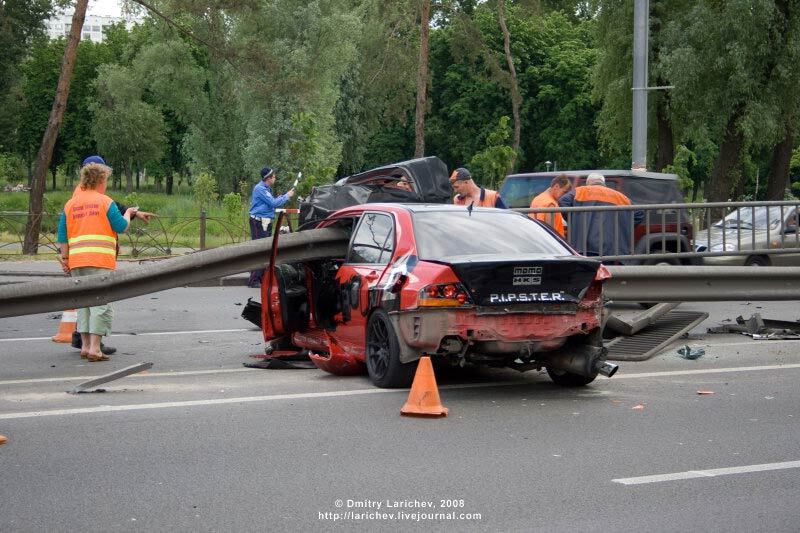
[193,171,219,211]
[468,116,517,190]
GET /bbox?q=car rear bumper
[392,306,602,363]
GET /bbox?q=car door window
[348,213,395,264]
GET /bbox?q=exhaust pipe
[544,345,618,379]
[595,361,619,378]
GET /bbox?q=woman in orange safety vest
[57,156,137,362]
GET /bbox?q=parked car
[261,204,617,388]
[500,170,695,264]
[695,206,800,266]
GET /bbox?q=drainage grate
[605,310,708,361]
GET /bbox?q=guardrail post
[200,210,207,251]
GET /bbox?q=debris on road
[631,404,645,411]
[696,390,715,395]
[677,345,705,360]
[707,313,800,339]
[0,434,7,445]
[69,362,153,394]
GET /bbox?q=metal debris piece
[696,390,714,395]
[69,362,153,394]
[751,333,800,341]
[631,404,645,411]
[605,310,708,362]
[605,303,681,336]
[677,345,705,360]
[708,313,800,337]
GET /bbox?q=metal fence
[0,211,252,257]
[3,200,799,265]
[519,199,800,264]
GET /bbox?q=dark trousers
[248,217,272,287]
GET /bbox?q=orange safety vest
[529,190,566,237]
[64,188,118,270]
[454,188,499,208]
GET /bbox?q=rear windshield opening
[412,210,572,259]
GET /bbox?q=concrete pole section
[631,0,649,171]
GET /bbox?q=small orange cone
[0,435,7,445]
[400,356,448,418]
[51,309,77,343]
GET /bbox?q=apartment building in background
[45,9,143,43]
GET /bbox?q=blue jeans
[248,217,272,287]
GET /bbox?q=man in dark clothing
[558,173,643,257]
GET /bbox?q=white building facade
[45,11,142,43]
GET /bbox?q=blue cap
[260,166,274,179]
[81,155,107,168]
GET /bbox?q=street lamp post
[545,160,552,172]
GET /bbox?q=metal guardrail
[520,199,800,263]
[604,265,800,302]
[0,227,350,318]
[1,234,799,317]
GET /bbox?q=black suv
[500,170,694,264]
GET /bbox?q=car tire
[546,367,598,387]
[745,255,770,266]
[641,257,680,266]
[366,309,416,388]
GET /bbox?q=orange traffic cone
[51,309,77,343]
[400,356,448,418]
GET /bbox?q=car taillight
[419,283,473,307]
[580,265,610,305]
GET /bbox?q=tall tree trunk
[766,127,795,200]
[166,172,174,195]
[497,0,521,170]
[51,167,57,191]
[708,110,745,204]
[414,0,430,158]
[125,160,133,193]
[655,96,674,171]
[22,0,88,254]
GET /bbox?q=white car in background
[695,206,800,266]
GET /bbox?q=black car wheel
[366,309,416,388]
[745,255,770,266]
[546,367,597,387]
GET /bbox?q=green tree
[0,0,52,153]
[661,0,800,202]
[90,64,167,192]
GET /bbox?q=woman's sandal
[87,353,110,362]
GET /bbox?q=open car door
[261,211,308,342]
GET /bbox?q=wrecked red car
[261,204,617,388]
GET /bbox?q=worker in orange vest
[450,167,506,208]
[57,156,136,362]
[529,174,572,238]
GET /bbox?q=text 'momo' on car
[261,203,617,389]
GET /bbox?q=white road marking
[0,328,252,343]
[0,362,799,420]
[0,381,522,420]
[613,460,800,485]
[615,363,800,379]
[2,362,800,388]
[0,368,251,386]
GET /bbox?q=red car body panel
[261,204,608,383]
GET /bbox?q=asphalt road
[1,287,799,532]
